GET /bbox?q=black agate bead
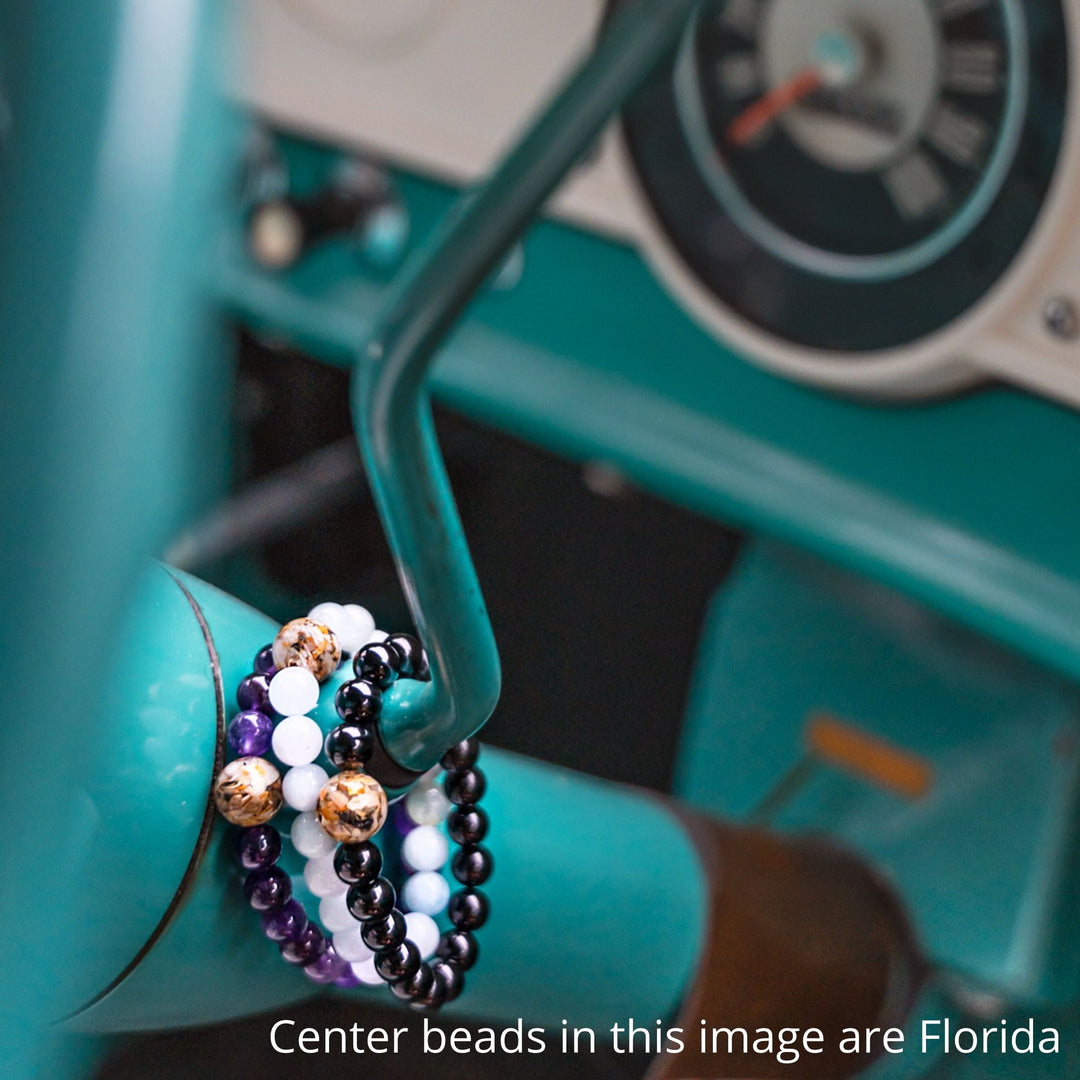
[353,643,401,688]
[447,805,488,845]
[335,679,382,723]
[347,877,396,921]
[360,910,407,951]
[334,841,382,885]
[448,888,490,931]
[385,633,427,679]
[431,958,464,1003]
[375,940,421,983]
[451,844,493,886]
[325,723,375,769]
[391,960,434,1002]
[445,767,486,806]
[441,738,479,771]
[410,972,447,1013]
[437,929,479,970]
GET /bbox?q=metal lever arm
[353,0,701,771]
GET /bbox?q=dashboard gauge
[615,0,1069,354]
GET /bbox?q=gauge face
[617,0,1068,352]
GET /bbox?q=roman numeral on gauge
[882,151,948,219]
[719,0,763,39]
[944,42,1001,94]
[936,0,989,19]
[717,53,761,97]
[926,102,989,165]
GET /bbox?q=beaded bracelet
[212,604,492,1013]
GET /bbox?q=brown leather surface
[647,809,924,1080]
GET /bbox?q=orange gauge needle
[726,66,825,147]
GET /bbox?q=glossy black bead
[390,959,434,1001]
[448,887,490,930]
[440,738,479,771]
[360,910,407,951]
[280,923,324,965]
[451,844,493,886]
[447,805,488,845]
[346,877,396,921]
[374,939,420,983]
[334,841,382,886]
[235,824,281,869]
[243,866,292,912]
[437,929,479,971]
[353,643,401,688]
[324,723,375,770]
[253,644,276,675]
[385,633,424,678]
[430,958,464,1003]
[410,972,447,1013]
[334,679,383,723]
[445,767,486,806]
[236,671,272,713]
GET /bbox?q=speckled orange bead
[315,771,388,843]
[272,617,341,683]
[213,756,284,826]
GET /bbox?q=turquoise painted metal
[0,0,235,1075]
[53,565,704,1038]
[678,540,1080,1004]
[356,0,701,772]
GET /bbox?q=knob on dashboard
[247,158,408,271]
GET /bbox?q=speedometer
[615,0,1070,369]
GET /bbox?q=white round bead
[291,810,337,858]
[402,870,450,916]
[402,825,449,872]
[333,927,374,962]
[304,851,348,897]
[268,666,319,716]
[282,763,329,812]
[405,782,452,826]
[271,715,324,766]
[341,604,377,654]
[307,601,349,639]
[352,957,383,985]
[404,911,440,960]
[364,628,388,646]
[319,892,357,933]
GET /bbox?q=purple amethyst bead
[236,672,273,713]
[389,800,416,837]
[243,866,291,912]
[253,644,276,675]
[235,824,281,869]
[281,923,324,965]
[261,898,308,942]
[228,709,275,757]
[304,946,348,985]
[334,966,361,989]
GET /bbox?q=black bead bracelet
[213,610,492,1013]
